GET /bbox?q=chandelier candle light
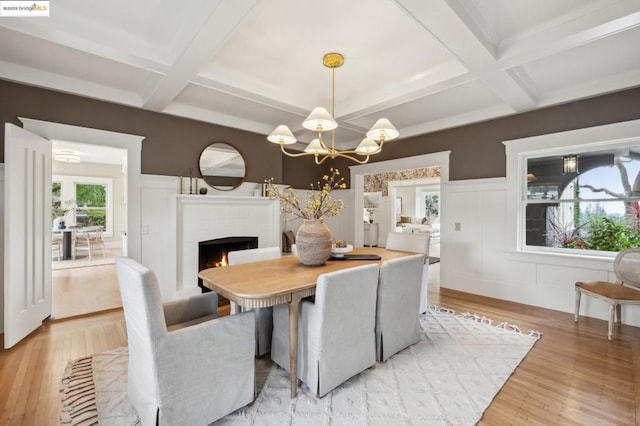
[267,53,399,165]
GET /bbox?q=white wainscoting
[140,175,279,300]
[440,178,640,327]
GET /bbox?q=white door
[4,123,52,348]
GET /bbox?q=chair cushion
[576,281,640,301]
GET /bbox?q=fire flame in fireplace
[215,252,228,267]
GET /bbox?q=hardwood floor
[1,263,638,425]
[52,263,122,319]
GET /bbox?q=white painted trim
[503,118,640,257]
[19,118,144,261]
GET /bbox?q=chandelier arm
[315,151,371,165]
[279,144,318,158]
[318,133,331,151]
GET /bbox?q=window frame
[504,119,640,260]
[53,175,114,237]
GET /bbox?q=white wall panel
[440,176,640,328]
[140,174,177,300]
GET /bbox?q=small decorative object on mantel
[266,168,346,266]
[199,187,208,195]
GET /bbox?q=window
[75,183,107,227]
[52,175,113,236]
[417,187,440,223]
[525,150,640,253]
[504,119,640,258]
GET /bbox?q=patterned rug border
[60,355,98,425]
[428,304,543,340]
[60,305,542,425]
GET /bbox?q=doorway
[19,118,143,319]
[349,151,450,249]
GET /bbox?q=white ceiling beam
[143,0,259,112]
[499,2,640,69]
[395,0,538,112]
[0,60,144,106]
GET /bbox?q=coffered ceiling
[1,0,639,151]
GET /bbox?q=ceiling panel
[516,25,640,96]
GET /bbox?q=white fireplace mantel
[174,195,280,295]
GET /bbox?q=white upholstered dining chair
[376,254,425,361]
[227,246,281,356]
[115,257,256,426]
[271,263,380,397]
[385,231,431,314]
[575,248,640,340]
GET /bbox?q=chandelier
[267,53,399,164]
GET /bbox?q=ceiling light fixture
[54,150,81,163]
[267,53,399,165]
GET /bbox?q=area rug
[60,306,541,425]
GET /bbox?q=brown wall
[322,87,640,184]
[2,79,639,188]
[0,80,284,183]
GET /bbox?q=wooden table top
[198,247,415,308]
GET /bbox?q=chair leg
[574,288,581,322]
[608,303,616,340]
[616,304,622,326]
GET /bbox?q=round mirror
[199,142,246,191]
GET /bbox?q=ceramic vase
[295,218,332,266]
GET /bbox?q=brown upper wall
[1,79,639,187]
[0,80,283,183]
[320,87,640,184]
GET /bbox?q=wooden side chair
[575,248,640,340]
[74,226,106,260]
[52,234,63,261]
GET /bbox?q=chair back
[376,254,424,361]
[314,263,380,350]
[614,248,640,288]
[228,246,281,265]
[310,263,379,395]
[115,257,167,416]
[386,231,430,256]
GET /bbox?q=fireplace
[197,236,258,294]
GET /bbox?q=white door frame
[19,118,144,261]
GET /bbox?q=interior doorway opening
[20,118,143,320]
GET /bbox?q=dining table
[198,246,414,398]
[52,225,101,260]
